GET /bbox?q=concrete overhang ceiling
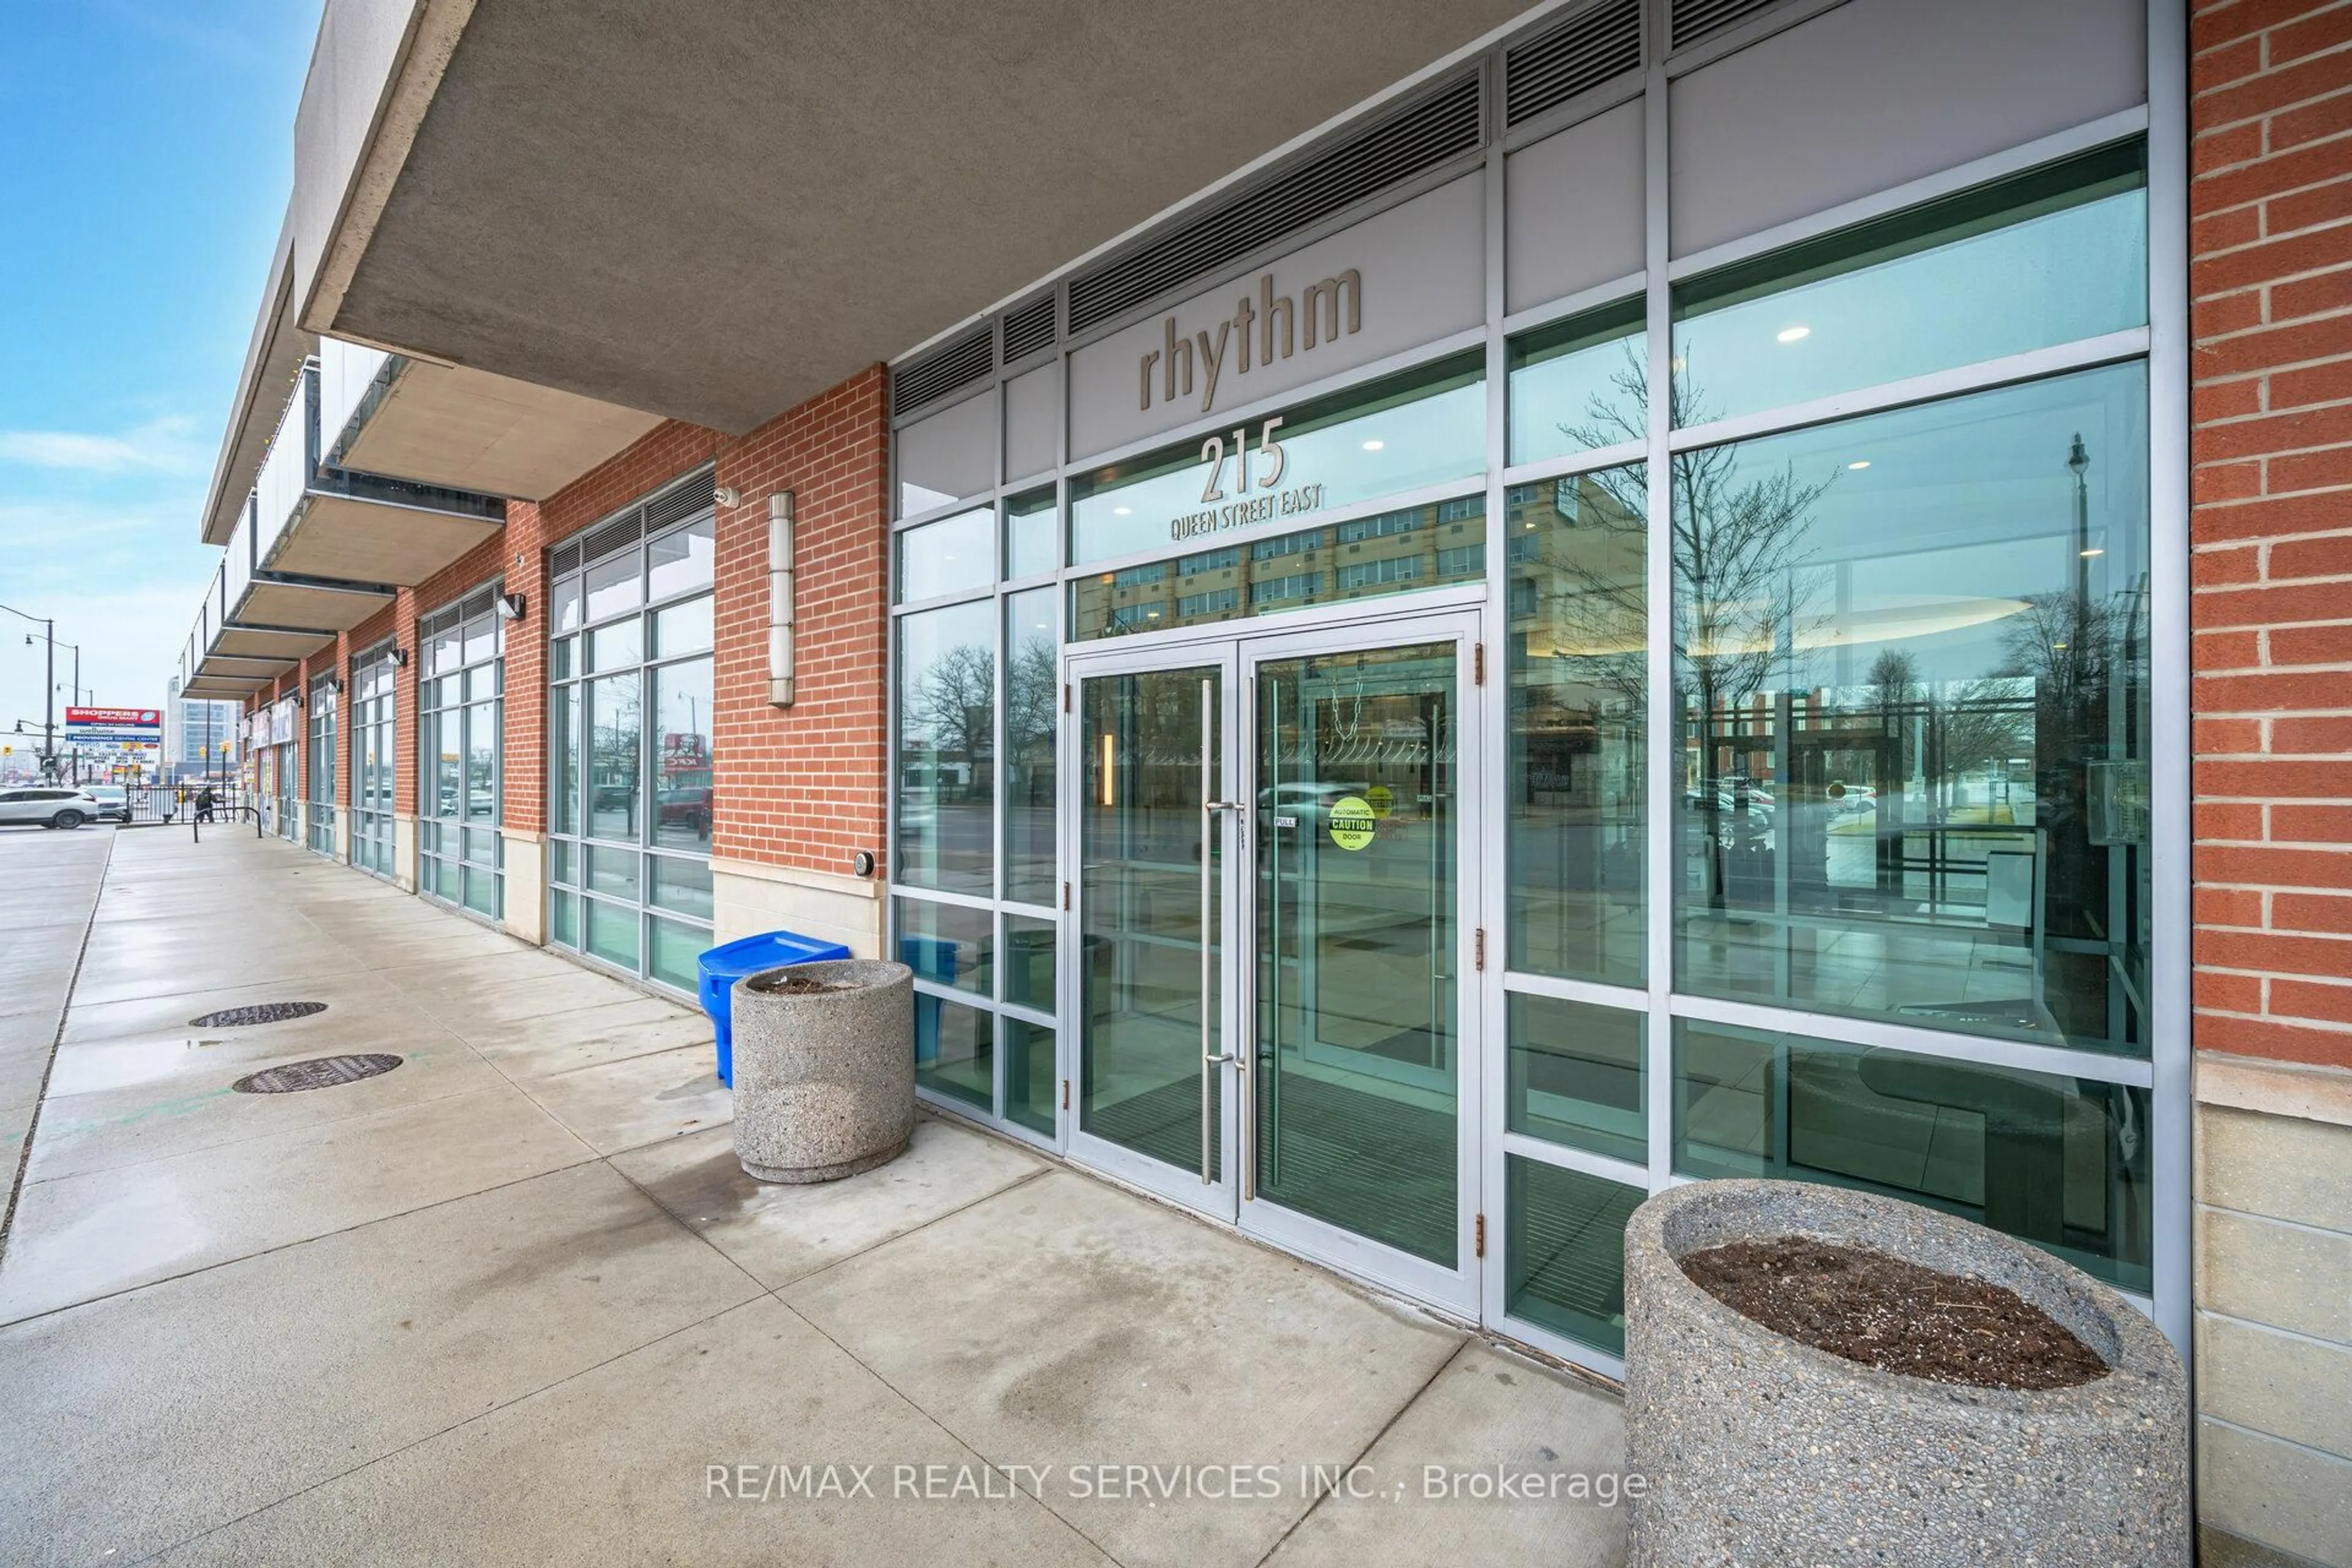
[325,0,1534,435]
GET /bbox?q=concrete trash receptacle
[1623,1179,2188,1567]
[730,959,914,1184]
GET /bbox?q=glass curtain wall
[350,644,398,876]
[417,587,505,917]
[1496,139,2155,1360]
[548,473,718,993]
[892,382,1063,1139]
[887,114,2166,1366]
[275,729,298,841]
[305,676,337,854]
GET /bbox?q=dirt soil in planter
[744,973,850,995]
[1678,1236,2109,1391]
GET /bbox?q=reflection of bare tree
[908,643,994,799]
[1005,635,1056,796]
[1932,680,2032,800]
[1871,647,2031,813]
[1548,352,1834,909]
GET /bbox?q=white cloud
[0,417,208,477]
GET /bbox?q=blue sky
[0,0,320,750]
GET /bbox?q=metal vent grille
[644,472,717,534]
[1506,0,1642,126]
[579,514,643,567]
[460,587,496,622]
[551,541,581,578]
[894,326,993,415]
[1670,0,1781,51]
[1001,294,1057,364]
[1067,69,1483,338]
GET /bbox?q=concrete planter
[730,959,914,1184]
[1624,1180,2188,1567]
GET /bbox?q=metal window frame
[544,484,720,994]
[878,0,2189,1366]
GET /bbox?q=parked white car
[0,786,104,829]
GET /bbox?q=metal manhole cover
[189,1001,330,1028]
[233,1054,403,1095]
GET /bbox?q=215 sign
[1199,417,1286,503]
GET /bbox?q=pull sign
[1475,1213,1487,1258]
[1473,642,1485,686]
[1474,928,1487,971]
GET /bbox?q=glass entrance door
[1071,660,1237,1207]
[1065,614,1477,1311]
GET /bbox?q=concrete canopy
[267,494,503,589]
[325,0,1537,434]
[337,360,664,500]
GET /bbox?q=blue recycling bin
[698,930,852,1086]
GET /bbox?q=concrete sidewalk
[0,827,1628,1567]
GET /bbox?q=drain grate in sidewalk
[233,1054,403,1095]
[190,1001,329,1028]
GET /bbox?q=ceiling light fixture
[1847,461,1871,471]
[1362,439,1385,451]
[1777,325,1811,343]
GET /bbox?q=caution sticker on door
[1327,796,1376,851]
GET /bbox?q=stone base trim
[2197,1052,2352,1131]
[710,855,882,958]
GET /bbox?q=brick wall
[528,366,890,880]
[2192,0,2352,1071]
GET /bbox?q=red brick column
[500,502,550,835]
[710,364,891,878]
[393,585,420,818]
[2190,0,2352,1071]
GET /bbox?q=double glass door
[1068,614,1477,1312]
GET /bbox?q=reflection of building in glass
[1071,493,1490,638]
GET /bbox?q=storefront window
[1672,363,2150,1056]
[418,586,505,918]
[895,506,993,603]
[1673,142,2147,426]
[306,677,337,855]
[1672,1018,2152,1294]
[1004,486,1057,580]
[895,598,995,896]
[350,647,398,877]
[1003,587,1057,905]
[1507,993,1645,1166]
[548,480,717,989]
[1507,299,1645,467]
[1506,466,1646,985]
[1504,1157,1644,1356]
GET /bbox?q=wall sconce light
[324,675,344,695]
[389,646,410,668]
[852,850,875,878]
[496,592,527,622]
[714,484,742,508]
[292,687,306,709]
[767,491,796,707]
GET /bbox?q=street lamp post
[1,602,58,780]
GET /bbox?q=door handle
[1199,676,1243,1185]
[1202,792,1245,1189]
